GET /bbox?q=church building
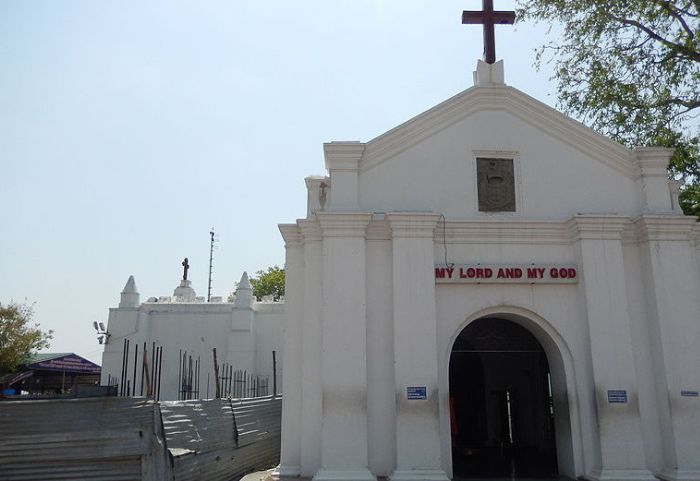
[275,17,700,481]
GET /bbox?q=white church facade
[276,60,700,481]
[100,273,284,401]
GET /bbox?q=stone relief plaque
[477,157,515,212]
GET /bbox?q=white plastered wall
[359,109,640,220]
[100,298,284,401]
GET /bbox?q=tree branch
[652,0,696,39]
[610,15,700,62]
[655,0,700,18]
[667,97,700,109]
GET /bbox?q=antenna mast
[207,228,217,302]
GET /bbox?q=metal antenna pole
[207,228,216,302]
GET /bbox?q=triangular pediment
[359,85,636,178]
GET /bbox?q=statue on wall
[181,257,190,281]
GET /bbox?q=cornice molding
[278,224,303,247]
[298,219,323,242]
[386,212,441,238]
[633,147,674,178]
[358,86,635,177]
[621,223,639,245]
[632,215,697,243]
[324,142,365,172]
[568,215,630,241]
[317,212,372,238]
[366,219,392,241]
[436,219,571,245]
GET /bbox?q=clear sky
[1,0,559,363]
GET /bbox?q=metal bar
[120,339,127,396]
[177,349,182,400]
[188,355,193,399]
[150,341,156,396]
[143,347,152,398]
[272,350,277,397]
[157,346,163,401]
[124,339,130,395]
[140,342,146,396]
[132,344,138,397]
[196,356,201,399]
[213,348,221,399]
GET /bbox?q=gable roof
[359,84,636,178]
[26,352,101,373]
[29,352,73,363]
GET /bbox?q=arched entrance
[449,317,559,478]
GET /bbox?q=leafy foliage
[0,302,53,376]
[250,266,285,301]
[517,0,699,216]
[228,266,286,302]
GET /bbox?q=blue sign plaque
[681,390,699,398]
[407,386,427,400]
[607,390,628,404]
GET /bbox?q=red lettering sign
[435,264,578,284]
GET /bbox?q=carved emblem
[477,158,515,212]
[318,182,328,210]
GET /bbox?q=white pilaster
[277,224,305,478]
[314,212,374,481]
[299,219,324,477]
[324,142,364,211]
[635,215,700,481]
[633,148,675,213]
[387,213,448,481]
[365,219,396,476]
[570,216,656,481]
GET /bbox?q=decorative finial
[462,0,516,64]
[119,275,140,308]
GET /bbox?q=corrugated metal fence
[160,397,281,481]
[0,396,281,481]
[0,397,171,481]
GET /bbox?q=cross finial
[181,257,190,281]
[462,0,516,64]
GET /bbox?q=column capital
[386,212,441,238]
[298,219,323,243]
[279,224,304,247]
[324,142,365,172]
[317,212,372,238]
[633,147,674,178]
[567,215,629,241]
[632,214,697,242]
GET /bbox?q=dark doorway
[450,318,558,478]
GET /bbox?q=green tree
[228,266,286,302]
[0,302,53,376]
[517,0,699,217]
[250,266,285,301]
